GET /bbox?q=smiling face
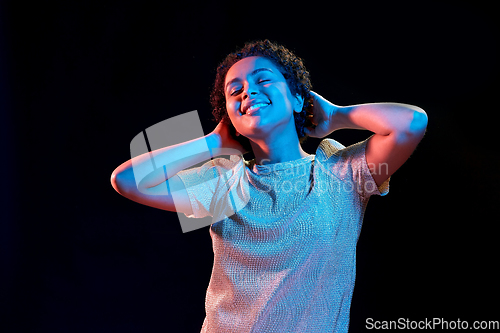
[224,56,303,142]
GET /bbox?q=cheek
[225,98,239,113]
[269,84,291,102]
[225,101,239,124]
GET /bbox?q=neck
[250,134,309,165]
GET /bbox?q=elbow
[111,169,125,195]
[408,108,428,136]
[111,166,148,197]
[110,166,134,197]
[397,106,427,136]
[392,108,428,143]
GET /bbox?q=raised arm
[306,91,428,186]
[110,119,245,213]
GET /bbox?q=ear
[293,94,304,113]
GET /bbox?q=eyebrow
[225,68,274,92]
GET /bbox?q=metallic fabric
[177,137,389,332]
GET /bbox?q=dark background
[1,0,499,332]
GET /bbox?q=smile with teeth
[244,103,269,115]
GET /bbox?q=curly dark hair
[210,39,313,152]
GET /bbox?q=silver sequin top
[177,137,390,333]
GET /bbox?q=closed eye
[229,79,271,96]
[230,88,242,96]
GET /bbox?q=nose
[242,82,259,99]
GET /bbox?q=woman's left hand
[304,91,341,138]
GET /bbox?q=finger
[304,126,315,137]
[307,113,318,126]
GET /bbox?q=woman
[111,40,428,332]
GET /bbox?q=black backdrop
[1,0,499,332]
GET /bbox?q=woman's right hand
[209,119,247,156]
